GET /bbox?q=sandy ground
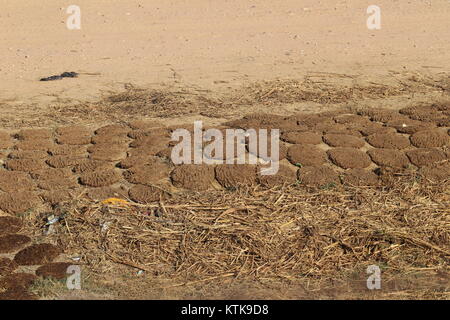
[1,0,449,107]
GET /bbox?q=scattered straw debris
[36,174,450,299]
[42,73,450,124]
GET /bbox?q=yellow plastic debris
[101,198,130,206]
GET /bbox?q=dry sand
[1,0,449,107]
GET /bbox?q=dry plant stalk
[43,175,449,298]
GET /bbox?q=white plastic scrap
[46,214,60,225]
[44,224,56,235]
[101,221,112,233]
